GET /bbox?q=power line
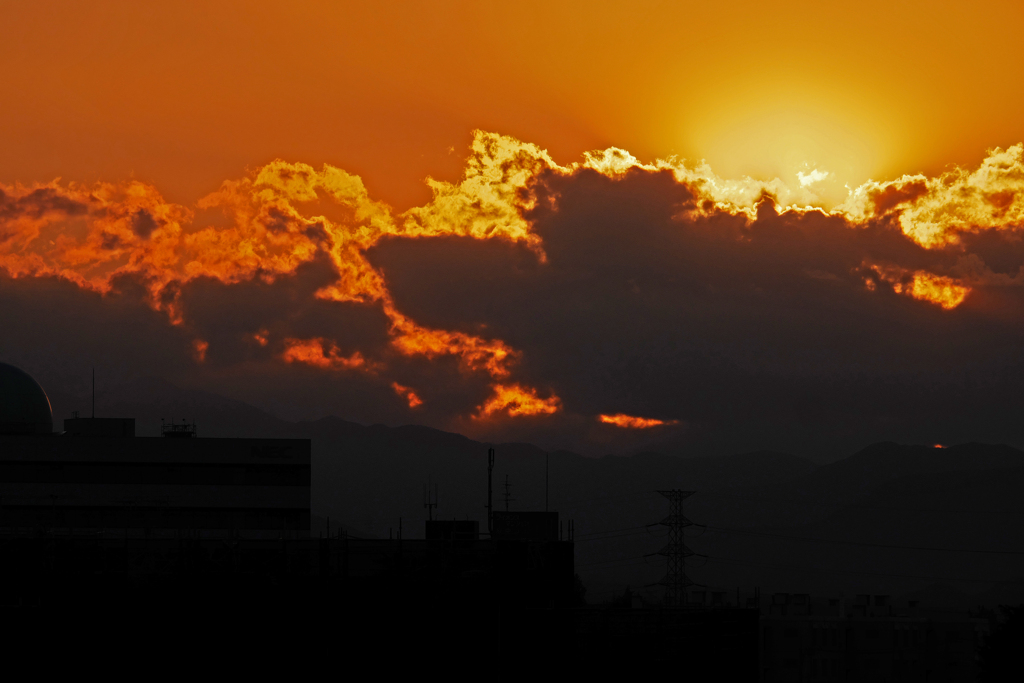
[576,523,668,541]
[559,490,659,506]
[578,555,655,570]
[703,524,1024,555]
[576,529,668,544]
[578,549,1024,584]
[701,489,1024,516]
[576,523,652,538]
[704,553,1024,585]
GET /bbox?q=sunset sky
[3,1,1024,458]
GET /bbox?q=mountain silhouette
[48,378,1024,606]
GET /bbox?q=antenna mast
[423,482,438,521]
[545,451,549,512]
[487,448,495,533]
[503,474,515,512]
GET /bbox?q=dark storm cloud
[0,252,498,430]
[0,271,194,400]
[4,135,1024,456]
[129,208,160,238]
[0,187,88,222]
[368,165,1024,457]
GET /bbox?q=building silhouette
[0,362,310,538]
[0,362,577,649]
[760,592,987,682]
[5,362,991,677]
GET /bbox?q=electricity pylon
[657,489,695,607]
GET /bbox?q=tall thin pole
[423,482,437,521]
[487,448,495,533]
[545,452,549,512]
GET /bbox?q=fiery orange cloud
[0,132,547,318]
[281,338,369,371]
[3,133,1019,321]
[391,382,424,409]
[478,383,561,418]
[0,133,558,417]
[579,142,1024,256]
[903,273,970,310]
[253,330,269,347]
[384,300,517,379]
[192,339,209,363]
[598,414,680,429]
[841,145,1024,249]
[3,130,1024,422]
[864,264,970,310]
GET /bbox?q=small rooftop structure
[161,419,196,438]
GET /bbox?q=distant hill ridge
[49,378,1024,604]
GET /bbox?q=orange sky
[2,0,1022,211]
[4,2,1024,453]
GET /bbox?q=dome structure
[0,363,53,436]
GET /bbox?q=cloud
[4,133,1024,454]
[281,338,372,371]
[391,382,423,409]
[839,144,1024,248]
[478,383,561,418]
[0,138,555,418]
[599,414,680,429]
[364,136,1024,452]
[798,169,829,187]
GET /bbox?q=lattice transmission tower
[657,489,695,607]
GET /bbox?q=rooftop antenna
[91,368,95,419]
[487,448,495,533]
[545,452,549,512]
[423,481,438,521]
[503,474,515,512]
